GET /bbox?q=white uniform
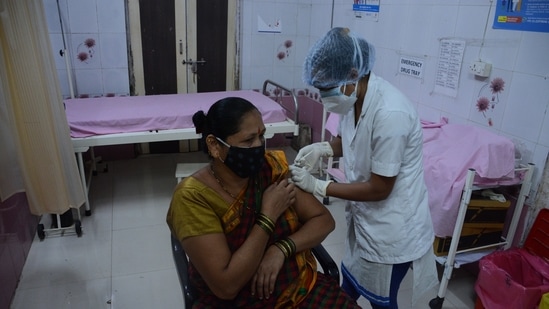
[339,73,437,305]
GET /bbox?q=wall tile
[399,5,434,55]
[250,34,276,67]
[459,0,491,5]
[308,4,332,38]
[454,5,488,39]
[417,104,442,122]
[102,69,130,95]
[515,32,549,77]
[501,73,548,142]
[99,33,128,68]
[293,34,312,70]
[372,5,406,51]
[296,4,312,40]
[248,66,274,90]
[67,0,98,33]
[70,34,102,70]
[74,69,103,96]
[539,104,549,148]
[425,6,459,57]
[97,0,126,33]
[241,1,254,36]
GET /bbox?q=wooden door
[139,0,177,95]
[128,0,237,153]
[196,0,227,92]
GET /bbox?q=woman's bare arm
[286,188,335,252]
[181,180,295,300]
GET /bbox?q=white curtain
[0,70,24,199]
[0,0,85,215]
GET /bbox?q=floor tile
[111,224,173,277]
[17,228,112,290]
[11,277,112,309]
[112,269,184,308]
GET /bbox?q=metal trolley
[36,207,83,240]
[429,163,535,309]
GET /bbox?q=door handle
[182,58,207,65]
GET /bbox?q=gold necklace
[209,165,261,217]
[210,164,241,201]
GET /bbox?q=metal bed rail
[262,79,300,127]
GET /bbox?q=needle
[294,151,312,167]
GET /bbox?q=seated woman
[167,97,359,308]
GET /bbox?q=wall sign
[434,39,466,98]
[493,0,549,33]
[398,56,424,79]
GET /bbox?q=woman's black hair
[192,97,259,154]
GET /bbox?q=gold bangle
[256,215,274,230]
[274,241,290,258]
[256,219,274,235]
[257,213,275,230]
[280,239,294,257]
[284,238,296,256]
[256,217,274,232]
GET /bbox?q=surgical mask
[320,84,357,115]
[216,137,265,178]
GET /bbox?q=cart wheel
[75,220,82,237]
[85,209,92,216]
[323,197,330,205]
[429,296,444,309]
[37,224,45,240]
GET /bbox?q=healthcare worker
[290,27,439,309]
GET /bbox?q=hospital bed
[421,118,534,309]
[66,80,299,216]
[320,113,535,308]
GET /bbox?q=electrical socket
[469,61,492,78]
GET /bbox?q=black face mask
[216,137,265,178]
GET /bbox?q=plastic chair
[170,234,340,307]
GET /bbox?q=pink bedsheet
[422,118,516,237]
[65,90,289,138]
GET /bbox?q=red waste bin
[475,209,549,309]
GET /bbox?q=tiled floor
[11,148,479,309]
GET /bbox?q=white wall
[43,0,129,98]
[240,0,549,201]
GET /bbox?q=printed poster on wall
[433,39,466,98]
[493,0,549,33]
[353,0,380,20]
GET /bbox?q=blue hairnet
[303,27,375,89]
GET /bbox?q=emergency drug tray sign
[399,56,425,79]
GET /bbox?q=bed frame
[429,163,535,309]
[70,80,299,215]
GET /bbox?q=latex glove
[294,142,334,172]
[289,165,332,197]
